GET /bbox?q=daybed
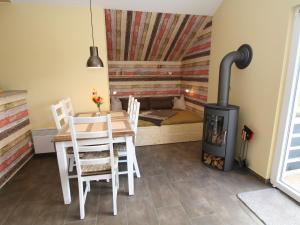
[119,97,203,146]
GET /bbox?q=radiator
[32,129,57,154]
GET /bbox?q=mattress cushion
[138,110,203,127]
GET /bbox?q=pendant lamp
[87,0,104,68]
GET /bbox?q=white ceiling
[11,0,223,15]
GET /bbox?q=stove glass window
[204,114,227,146]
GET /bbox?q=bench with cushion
[118,96,203,146]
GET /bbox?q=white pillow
[111,97,122,111]
[173,95,186,110]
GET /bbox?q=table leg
[55,142,71,204]
[126,136,134,195]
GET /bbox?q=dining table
[53,111,135,205]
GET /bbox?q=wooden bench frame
[136,122,203,146]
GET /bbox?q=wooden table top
[75,111,128,119]
[53,111,134,142]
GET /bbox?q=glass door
[271,8,300,202]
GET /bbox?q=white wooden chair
[51,102,75,172]
[127,95,138,126]
[127,95,134,118]
[69,115,119,219]
[61,97,75,117]
[60,97,77,171]
[115,99,141,177]
[51,102,67,129]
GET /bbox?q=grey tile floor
[0,141,267,225]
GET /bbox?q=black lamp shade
[87,46,104,68]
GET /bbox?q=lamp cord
[90,0,95,46]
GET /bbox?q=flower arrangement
[92,89,104,113]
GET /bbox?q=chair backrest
[130,99,140,137]
[61,98,74,117]
[127,95,134,115]
[131,99,140,133]
[68,115,114,177]
[51,102,67,130]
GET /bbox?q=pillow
[173,95,186,110]
[137,98,151,111]
[149,97,173,109]
[111,97,122,111]
[120,98,129,110]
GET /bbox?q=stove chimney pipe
[217,44,253,106]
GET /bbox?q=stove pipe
[217,44,253,106]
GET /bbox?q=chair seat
[80,151,118,176]
[67,147,111,156]
[114,143,127,157]
[67,147,84,158]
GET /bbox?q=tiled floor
[0,141,268,225]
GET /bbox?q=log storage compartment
[203,153,224,170]
[202,44,252,171]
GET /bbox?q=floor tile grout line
[174,195,194,225]
[179,202,193,225]
[155,203,183,210]
[94,191,100,225]
[124,189,129,225]
[154,172,192,225]
[187,212,219,221]
[167,171,219,225]
[150,191,161,225]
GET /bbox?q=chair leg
[119,155,140,177]
[69,157,75,172]
[86,181,91,192]
[78,180,85,219]
[112,171,118,216]
[133,150,141,178]
[116,167,119,190]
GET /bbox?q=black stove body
[202,44,252,171]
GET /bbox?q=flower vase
[96,105,101,116]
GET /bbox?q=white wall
[0,3,110,129]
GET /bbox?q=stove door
[203,108,229,147]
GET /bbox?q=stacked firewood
[203,153,224,170]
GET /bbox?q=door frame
[271,7,300,202]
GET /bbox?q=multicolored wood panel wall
[105,9,212,112]
[0,91,33,188]
[109,61,182,97]
[181,17,212,112]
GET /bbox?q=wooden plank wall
[109,61,182,98]
[0,91,33,188]
[105,9,212,112]
[181,17,212,112]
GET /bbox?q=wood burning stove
[202,44,253,171]
[203,104,239,171]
